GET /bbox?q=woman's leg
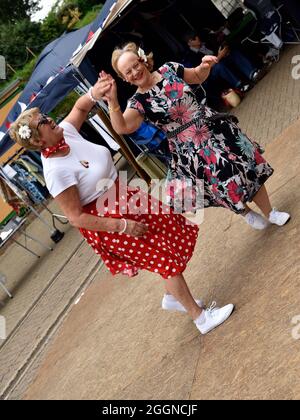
[164,274,202,321]
[251,185,272,218]
[164,273,235,335]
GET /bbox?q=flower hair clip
[18,124,32,140]
[137,47,147,63]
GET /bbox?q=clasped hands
[91,70,117,102]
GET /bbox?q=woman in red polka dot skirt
[9,78,234,336]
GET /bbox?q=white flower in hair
[137,47,147,63]
[18,125,32,140]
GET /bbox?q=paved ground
[0,45,299,400]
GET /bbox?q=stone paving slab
[0,238,101,398]
[234,45,300,149]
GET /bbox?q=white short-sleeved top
[42,121,118,206]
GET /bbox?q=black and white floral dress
[127,62,274,214]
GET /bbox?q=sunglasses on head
[37,114,50,129]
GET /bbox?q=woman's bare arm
[183,55,218,85]
[55,185,122,232]
[55,185,148,237]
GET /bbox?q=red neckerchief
[41,138,69,158]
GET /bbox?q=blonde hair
[111,42,154,79]
[9,107,41,151]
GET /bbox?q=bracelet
[119,218,127,234]
[88,86,97,103]
[109,104,121,113]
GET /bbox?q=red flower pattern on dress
[199,147,217,165]
[228,181,243,204]
[165,81,184,99]
[169,103,193,124]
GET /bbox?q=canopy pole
[95,107,151,184]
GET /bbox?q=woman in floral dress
[103,42,290,229]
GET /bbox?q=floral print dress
[127,62,274,214]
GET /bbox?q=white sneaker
[194,302,234,335]
[244,210,269,230]
[162,294,205,312]
[269,208,291,226]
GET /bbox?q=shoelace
[206,301,217,314]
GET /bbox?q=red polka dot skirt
[79,183,199,279]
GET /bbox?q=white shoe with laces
[244,210,269,230]
[162,294,205,312]
[269,208,291,226]
[194,302,234,335]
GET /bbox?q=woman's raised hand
[200,55,218,70]
[92,71,114,99]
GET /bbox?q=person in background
[183,31,260,95]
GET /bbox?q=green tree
[76,0,105,15]
[0,0,41,24]
[40,8,65,44]
[0,19,42,69]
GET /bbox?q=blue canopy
[0,0,118,156]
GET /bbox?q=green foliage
[76,0,105,16]
[0,1,105,94]
[0,19,41,69]
[73,4,103,29]
[51,90,79,120]
[0,58,37,90]
[0,0,41,24]
[40,2,65,44]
